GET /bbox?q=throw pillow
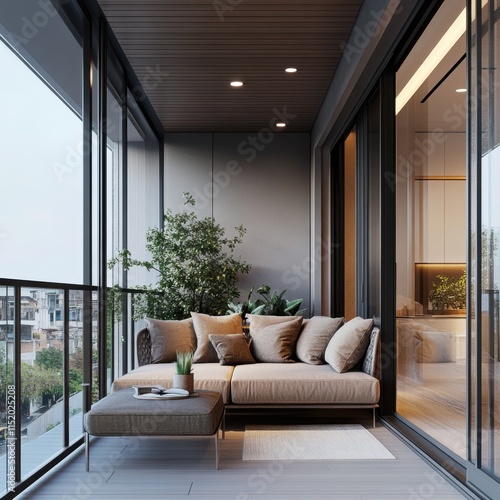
[209,333,256,365]
[249,316,303,363]
[145,317,196,364]
[295,316,344,364]
[324,317,374,373]
[191,312,243,363]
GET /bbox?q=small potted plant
[428,271,466,314]
[173,351,194,394]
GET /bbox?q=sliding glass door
[394,0,467,458]
[468,0,500,496]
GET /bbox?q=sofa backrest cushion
[145,317,196,363]
[295,316,344,364]
[325,317,374,373]
[249,316,303,363]
[191,312,243,363]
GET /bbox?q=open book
[132,385,190,400]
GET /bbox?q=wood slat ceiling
[97,0,363,132]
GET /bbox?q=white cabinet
[414,180,445,262]
[413,132,465,177]
[414,179,466,262]
[444,181,466,262]
[413,132,466,263]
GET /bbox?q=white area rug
[242,424,395,460]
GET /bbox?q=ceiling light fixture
[230,81,243,87]
[276,122,286,128]
[456,88,467,92]
[395,7,466,115]
[285,67,297,73]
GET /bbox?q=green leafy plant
[228,284,305,320]
[174,351,193,375]
[108,192,251,320]
[226,286,266,319]
[428,270,466,311]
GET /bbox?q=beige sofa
[111,315,381,425]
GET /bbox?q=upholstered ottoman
[84,388,224,470]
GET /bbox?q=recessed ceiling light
[456,88,467,93]
[285,67,297,73]
[230,81,243,87]
[276,122,286,128]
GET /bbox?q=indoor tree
[108,192,251,320]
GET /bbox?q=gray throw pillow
[191,312,243,363]
[145,317,196,363]
[324,317,374,372]
[209,333,256,365]
[250,316,303,363]
[296,316,344,364]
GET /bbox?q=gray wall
[164,132,311,316]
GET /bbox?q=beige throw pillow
[145,317,196,363]
[249,316,303,363]
[295,316,344,364]
[324,317,374,372]
[191,312,243,363]
[209,333,256,365]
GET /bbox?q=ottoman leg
[214,433,219,470]
[85,432,90,471]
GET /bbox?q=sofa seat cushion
[231,363,379,405]
[111,363,234,404]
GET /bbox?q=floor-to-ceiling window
[0,0,88,487]
[395,0,467,458]
[0,1,163,496]
[469,0,500,496]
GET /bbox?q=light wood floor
[17,416,471,500]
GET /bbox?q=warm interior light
[230,81,243,87]
[285,67,297,73]
[395,8,466,115]
[456,88,467,93]
[276,122,286,128]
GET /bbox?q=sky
[0,40,84,284]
